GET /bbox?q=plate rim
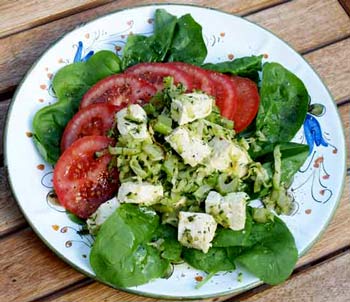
[3,3,347,300]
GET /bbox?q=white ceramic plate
[4,4,346,299]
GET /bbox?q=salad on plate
[32,9,311,289]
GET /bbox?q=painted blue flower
[304,113,328,154]
[73,41,94,62]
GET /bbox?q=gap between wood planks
[0,0,117,40]
[301,34,350,56]
[339,0,350,17]
[0,0,290,40]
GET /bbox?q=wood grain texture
[44,282,233,302]
[0,0,345,95]
[339,0,350,17]
[0,0,115,38]
[337,104,350,168]
[247,0,350,54]
[0,229,86,302]
[304,38,350,103]
[241,250,350,302]
[0,99,10,154]
[0,167,26,237]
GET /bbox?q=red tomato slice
[61,103,117,152]
[54,136,118,219]
[125,62,194,91]
[80,74,157,109]
[168,62,215,95]
[230,76,260,132]
[207,71,238,120]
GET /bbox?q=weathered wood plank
[0,167,26,237]
[0,99,10,154]
[0,0,285,37]
[0,229,86,302]
[0,0,347,94]
[240,250,350,301]
[44,282,232,302]
[0,0,115,39]
[339,0,350,17]
[305,38,350,103]
[247,0,350,54]
[338,104,350,168]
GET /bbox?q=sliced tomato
[61,103,117,152]
[169,62,215,95]
[80,74,157,109]
[54,136,118,219]
[206,71,238,120]
[125,62,194,91]
[230,76,260,132]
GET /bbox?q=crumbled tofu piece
[205,191,248,231]
[231,143,251,178]
[207,137,233,172]
[206,137,251,177]
[117,181,163,206]
[171,92,213,125]
[87,197,120,235]
[178,212,217,253]
[116,104,149,140]
[165,127,211,167]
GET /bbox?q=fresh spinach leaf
[86,50,122,82]
[201,55,263,82]
[183,247,235,273]
[53,50,121,109]
[90,204,170,288]
[213,210,253,247]
[121,9,177,69]
[32,50,121,164]
[256,62,309,143]
[153,224,182,263]
[236,216,298,285]
[166,14,207,65]
[122,10,207,68]
[32,99,75,164]
[226,246,247,262]
[279,147,309,186]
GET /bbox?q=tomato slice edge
[54,135,118,219]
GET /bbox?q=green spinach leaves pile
[32,9,310,288]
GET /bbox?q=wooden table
[1,1,349,301]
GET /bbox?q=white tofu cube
[171,92,213,125]
[165,127,211,167]
[178,212,217,253]
[205,191,248,231]
[206,137,251,178]
[116,104,149,140]
[117,181,163,206]
[87,197,120,235]
[207,137,233,172]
